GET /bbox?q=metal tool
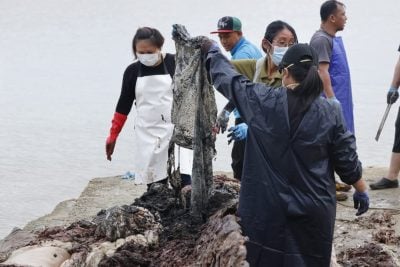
[375,104,392,141]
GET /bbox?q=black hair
[263,20,298,52]
[320,0,345,22]
[132,27,164,58]
[287,56,323,106]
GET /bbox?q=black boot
[370,177,399,190]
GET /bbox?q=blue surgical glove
[327,96,341,106]
[353,191,369,216]
[387,87,399,104]
[227,123,248,143]
[122,171,135,180]
[216,109,230,133]
[233,108,241,119]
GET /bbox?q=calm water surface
[1,0,399,238]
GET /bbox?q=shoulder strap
[253,57,265,82]
[162,53,175,78]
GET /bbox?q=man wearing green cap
[211,16,262,60]
[211,16,262,180]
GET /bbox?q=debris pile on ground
[338,243,397,267]
[2,169,400,266]
[335,210,400,266]
[0,175,246,267]
[100,175,244,266]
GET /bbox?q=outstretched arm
[205,47,273,124]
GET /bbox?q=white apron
[133,69,174,184]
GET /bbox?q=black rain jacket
[206,48,362,267]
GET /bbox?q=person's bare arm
[319,62,335,98]
[390,55,400,89]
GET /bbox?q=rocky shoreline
[1,167,400,266]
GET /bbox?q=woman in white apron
[105,27,192,188]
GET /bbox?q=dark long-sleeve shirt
[115,53,175,115]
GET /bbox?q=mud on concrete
[2,168,400,266]
[99,174,244,266]
[334,166,400,266]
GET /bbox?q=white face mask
[137,52,160,66]
[271,46,289,66]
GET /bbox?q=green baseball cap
[211,16,242,34]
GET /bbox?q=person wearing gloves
[201,41,369,266]
[310,0,354,134]
[211,16,262,180]
[310,0,355,200]
[370,44,400,190]
[216,20,296,180]
[105,27,191,189]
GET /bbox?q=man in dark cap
[211,16,262,181]
[211,16,262,60]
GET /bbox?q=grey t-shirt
[310,29,334,63]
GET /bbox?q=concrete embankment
[23,167,400,236]
[22,171,232,233]
[2,168,400,266]
[23,175,147,233]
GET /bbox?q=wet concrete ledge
[22,167,400,233]
[6,167,400,265]
[23,175,147,233]
[22,171,233,233]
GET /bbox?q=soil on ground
[2,168,400,266]
[98,174,242,266]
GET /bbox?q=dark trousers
[393,107,400,153]
[231,118,245,180]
